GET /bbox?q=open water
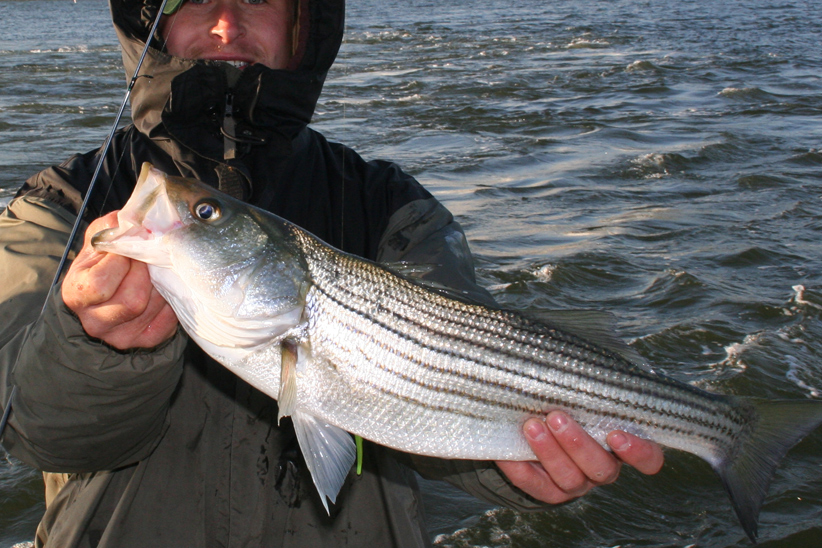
[1,0,821,546]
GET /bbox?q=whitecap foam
[717,86,773,101]
[566,37,610,49]
[626,60,658,72]
[793,284,822,310]
[533,264,555,282]
[708,335,756,375]
[785,354,822,397]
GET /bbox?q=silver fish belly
[93,163,822,540]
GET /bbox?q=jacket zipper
[223,92,237,160]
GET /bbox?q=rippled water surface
[2,0,821,546]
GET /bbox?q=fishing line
[338,13,362,472]
[99,4,181,212]
[340,12,347,250]
[0,0,172,443]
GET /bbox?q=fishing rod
[0,0,173,443]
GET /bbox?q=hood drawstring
[217,90,268,201]
[223,91,238,161]
[221,91,268,161]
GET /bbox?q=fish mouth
[91,221,162,248]
[91,221,175,267]
[91,225,145,248]
[90,163,183,266]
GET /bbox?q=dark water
[2,0,822,546]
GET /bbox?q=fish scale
[92,163,822,539]
[298,228,748,461]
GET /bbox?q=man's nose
[210,4,245,43]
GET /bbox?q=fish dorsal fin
[527,309,652,371]
[387,261,649,368]
[382,262,497,306]
[382,261,438,279]
[292,411,356,514]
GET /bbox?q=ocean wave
[717,86,777,101]
[27,44,116,54]
[433,507,539,548]
[629,152,691,177]
[565,37,611,49]
[792,285,822,312]
[715,246,804,268]
[625,60,661,73]
[635,269,707,309]
[785,354,822,398]
[735,173,800,190]
[788,148,822,165]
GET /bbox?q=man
[0,0,662,546]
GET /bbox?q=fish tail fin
[716,399,822,541]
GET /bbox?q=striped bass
[92,163,822,540]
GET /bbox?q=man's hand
[496,411,664,504]
[62,211,179,350]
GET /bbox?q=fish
[92,163,822,540]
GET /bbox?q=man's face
[160,0,293,70]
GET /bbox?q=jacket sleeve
[376,197,496,306]
[0,194,187,472]
[375,196,551,512]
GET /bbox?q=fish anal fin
[716,399,822,541]
[292,411,356,514]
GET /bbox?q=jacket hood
[108,0,344,158]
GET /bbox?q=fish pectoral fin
[277,340,300,424]
[292,411,356,514]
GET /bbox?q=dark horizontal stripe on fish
[307,249,695,390]
[305,257,744,438]
[344,252,642,370]
[348,331,730,447]
[312,287,736,446]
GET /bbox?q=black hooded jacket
[0,1,548,546]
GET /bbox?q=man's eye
[244,0,266,5]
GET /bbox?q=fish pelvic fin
[717,399,822,542]
[292,411,356,514]
[278,339,356,513]
[277,340,299,425]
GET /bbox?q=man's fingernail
[609,432,630,452]
[524,418,547,442]
[547,411,568,434]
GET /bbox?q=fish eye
[194,200,222,222]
